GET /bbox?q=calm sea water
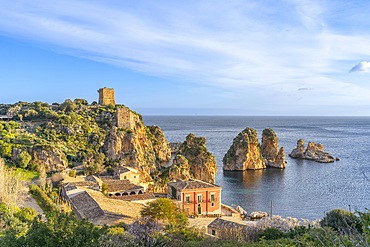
[143,116,370,220]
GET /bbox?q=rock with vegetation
[261,128,286,169]
[168,155,191,181]
[0,99,172,182]
[176,133,217,183]
[103,117,171,182]
[223,128,266,170]
[146,125,172,164]
[289,139,335,163]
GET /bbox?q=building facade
[167,179,221,216]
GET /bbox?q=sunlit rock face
[261,128,286,169]
[223,128,266,171]
[289,139,335,163]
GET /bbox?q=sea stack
[261,128,287,169]
[289,139,335,163]
[223,128,266,170]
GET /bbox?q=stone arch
[130,191,136,195]
[123,192,128,196]
[115,192,121,196]
[138,190,143,194]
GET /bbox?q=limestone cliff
[261,128,286,169]
[289,139,335,163]
[103,109,171,182]
[176,133,217,183]
[223,128,266,170]
[146,125,172,164]
[32,145,68,171]
[168,155,191,181]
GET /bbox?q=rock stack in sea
[289,139,336,163]
[261,128,287,169]
[223,127,286,171]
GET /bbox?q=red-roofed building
[167,179,222,216]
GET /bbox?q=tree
[141,198,187,228]
[16,150,32,169]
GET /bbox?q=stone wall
[116,106,136,130]
[98,87,116,106]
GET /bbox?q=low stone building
[114,166,140,184]
[61,183,104,219]
[207,218,251,239]
[167,179,221,216]
[103,179,145,197]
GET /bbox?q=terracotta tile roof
[69,191,104,219]
[110,193,156,201]
[104,180,143,193]
[208,218,248,229]
[168,179,220,191]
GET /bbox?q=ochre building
[167,179,222,216]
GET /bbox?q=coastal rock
[289,139,305,159]
[250,211,269,220]
[289,140,335,163]
[223,128,266,171]
[177,133,217,184]
[261,128,286,169]
[304,142,335,163]
[103,109,171,182]
[32,145,68,172]
[146,125,172,164]
[168,155,191,181]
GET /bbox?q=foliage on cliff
[176,133,217,184]
[0,100,171,181]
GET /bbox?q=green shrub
[258,227,285,240]
[320,209,361,233]
[29,184,56,213]
[15,207,37,222]
[68,170,76,178]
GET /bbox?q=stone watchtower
[98,87,116,106]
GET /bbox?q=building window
[210,193,215,202]
[211,229,216,236]
[197,195,202,203]
[134,176,136,178]
[124,176,127,179]
[185,195,191,203]
[211,202,215,207]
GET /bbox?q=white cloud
[349,61,370,73]
[1,0,370,108]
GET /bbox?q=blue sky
[0,0,370,116]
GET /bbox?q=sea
[143,116,370,220]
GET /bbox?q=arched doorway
[197,204,202,215]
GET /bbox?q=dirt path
[20,181,46,221]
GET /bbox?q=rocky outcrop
[168,155,191,181]
[289,139,305,159]
[289,139,335,163]
[146,125,172,164]
[250,211,269,220]
[223,128,266,170]
[261,128,286,169]
[103,108,171,182]
[32,145,68,172]
[176,133,217,184]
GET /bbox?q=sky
[0,0,370,116]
